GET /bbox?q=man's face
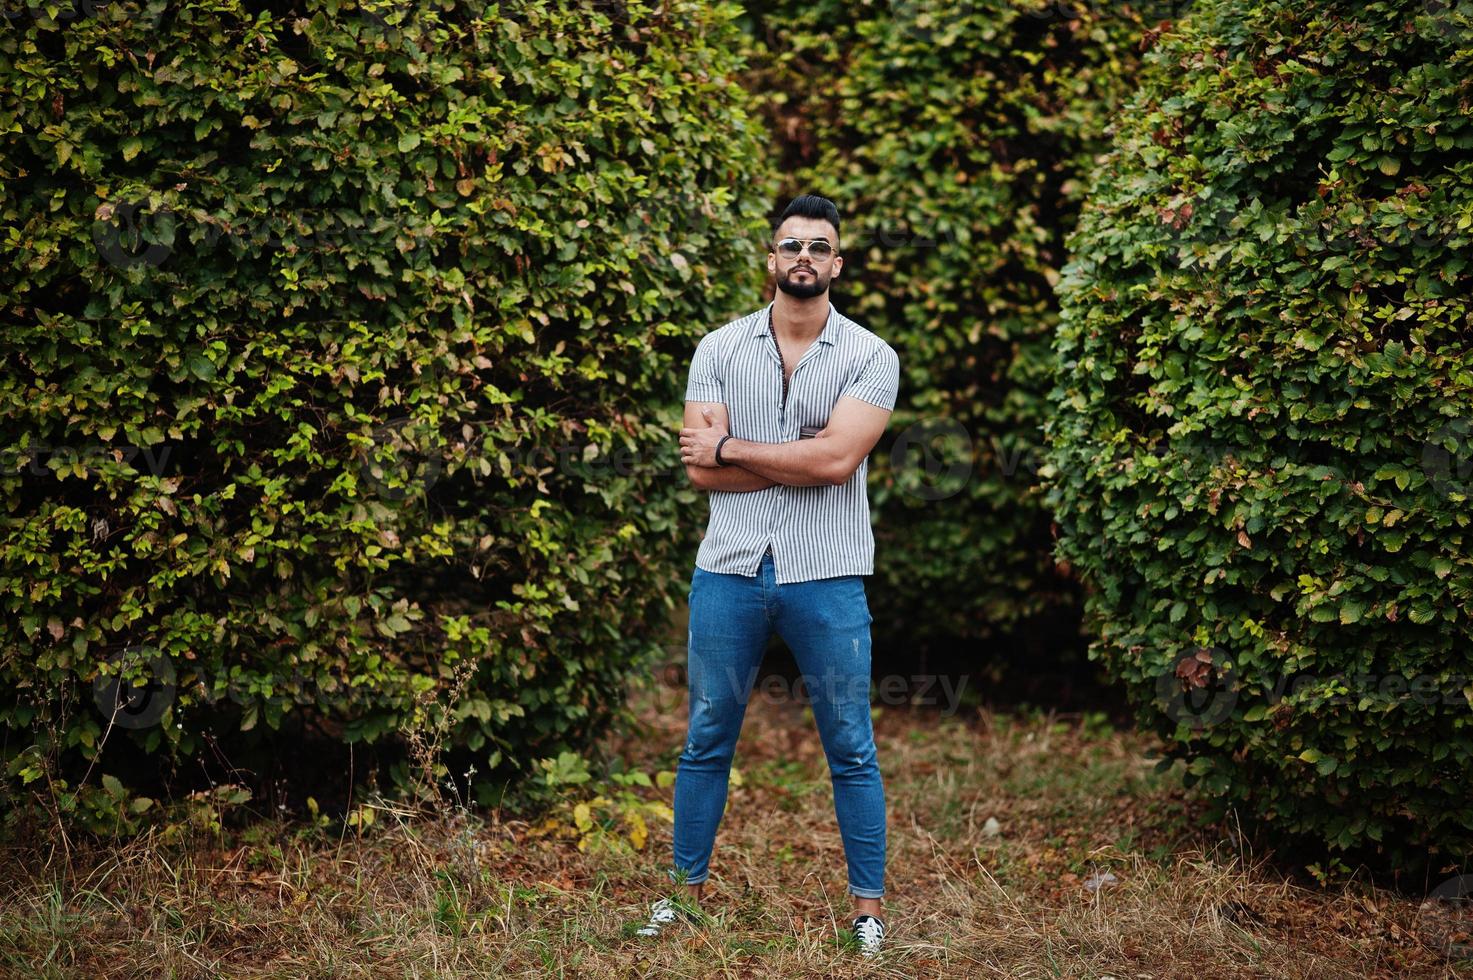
[768,217,842,300]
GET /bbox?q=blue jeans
[669,550,886,899]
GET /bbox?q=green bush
[740,0,1155,663]
[0,0,772,825]
[1043,0,1473,870]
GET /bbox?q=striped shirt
[684,300,901,584]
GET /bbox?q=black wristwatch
[715,434,734,467]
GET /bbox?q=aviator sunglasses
[772,237,837,260]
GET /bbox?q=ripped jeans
[669,548,886,899]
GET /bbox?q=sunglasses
[772,237,837,260]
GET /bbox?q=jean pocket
[852,578,873,624]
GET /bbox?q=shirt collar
[752,300,840,346]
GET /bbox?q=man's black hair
[772,194,841,245]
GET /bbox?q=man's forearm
[690,464,779,492]
[718,438,840,487]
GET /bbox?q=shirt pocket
[726,361,778,440]
[798,374,844,430]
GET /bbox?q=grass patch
[1,688,1469,977]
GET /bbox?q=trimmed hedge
[0,0,772,826]
[740,0,1157,665]
[1043,0,1473,870]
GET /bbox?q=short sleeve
[684,334,723,402]
[841,343,900,410]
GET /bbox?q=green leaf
[187,354,216,381]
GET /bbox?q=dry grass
[2,682,1469,979]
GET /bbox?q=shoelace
[854,915,884,956]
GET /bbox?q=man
[638,194,900,959]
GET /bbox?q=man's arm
[683,401,779,492]
[719,395,893,487]
[678,397,894,487]
[681,333,774,492]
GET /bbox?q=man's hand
[681,402,778,491]
[679,407,729,468]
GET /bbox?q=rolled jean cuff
[668,867,707,886]
[849,884,884,899]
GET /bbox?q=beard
[776,267,828,300]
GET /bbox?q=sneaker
[636,896,692,938]
[852,913,884,958]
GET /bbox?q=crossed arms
[678,396,893,492]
